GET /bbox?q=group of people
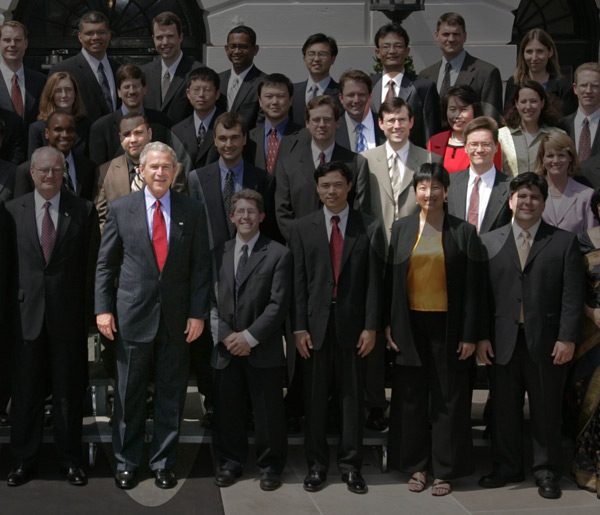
[0,6,599,505]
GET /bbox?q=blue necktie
[356,123,367,153]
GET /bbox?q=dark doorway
[13,0,205,73]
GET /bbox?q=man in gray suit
[95,142,211,491]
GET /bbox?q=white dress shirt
[380,72,403,104]
[574,106,600,152]
[311,141,335,168]
[465,166,496,231]
[0,61,26,109]
[345,111,377,152]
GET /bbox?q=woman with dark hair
[384,162,480,496]
[428,85,502,173]
[504,28,576,116]
[499,80,564,177]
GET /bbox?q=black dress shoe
[259,472,282,491]
[536,477,561,499]
[0,411,10,427]
[214,468,241,487]
[478,471,525,488]
[303,470,327,492]
[154,469,177,489]
[7,468,30,487]
[61,466,87,486]
[114,470,138,490]
[342,471,368,494]
[365,408,388,432]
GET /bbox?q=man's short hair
[463,116,499,145]
[509,171,548,201]
[574,62,600,83]
[305,95,341,122]
[31,146,65,171]
[314,160,353,184]
[119,112,149,132]
[231,188,264,214]
[79,11,109,32]
[374,23,409,48]
[152,11,182,35]
[139,141,177,167]
[301,33,338,57]
[0,20,28,38]
[116,64,146,89]
[258,73,294,97]
[46,109,74,128]
[214,111,248,137]
[339,70,373,95]
[186,67,220,90]
[227,25,257,46]
[437,12,466,32]
[378,97,413,120]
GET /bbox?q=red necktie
[11,74,23,117]
[385,80,396,100]
[467,176,481,231]
[266,128,280,174]
[41,201,55,263]
[152,200,168,271]
[330,215,343,297]
[319,151,326,166]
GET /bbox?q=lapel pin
[178,221,184,226]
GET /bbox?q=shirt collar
[442,50,467,72]
[345,110,374,131]
[307,76,332,94]
[144,186,171,211]
[81,47,110,72]
[161,51,184,79]
[468,165,496,187]
[385,140,410,163]
[218,158,244,179]
[34,189,61,212]
[265,118,289,137]
[0,61,24,82]
[576,106,600,125]
[311,141,335,164]
[194,107,217,132]
[512,217,541,241]
[324,202,349,224]
[383,72,403,89]
[235,230,261,254]
[231,64,254,82]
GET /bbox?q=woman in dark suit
[384,162,481,496]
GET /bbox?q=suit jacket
[384,213,481,366]
[142,55,202,125]
[246,119,303,169]
[505,75,577,116]
[289,207,385,349]
[581,154,600,190]
[28,118,90,159]
[0,105,26,164]
[95,189,211,343]
[561,111,600,160]
[187,160,276,250]
[335,111,386,151]
[218,65,266,129]
[481,221,584,364]
[370,72,441,148]
[0,202,9,327]
[5,191,99,342]
[361,143,439,245]
[447,167,512,233]
[290,77,341,126]
[14,153,97,202]
[50,53,120,123]
[211,234,292,369]
[420,52,502,120]
[274,139,371,241]
[0,159,16,203]
[0,67,46,129]
[88,108,173,166]
[94,154,131,230]
[541,176,596,233]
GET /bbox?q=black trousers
[189,329,214,409]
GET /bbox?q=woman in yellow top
[385,162,481,496]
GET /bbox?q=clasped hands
[295,329,376,359]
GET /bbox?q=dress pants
[364,331,389,412]
[303,305,364,474]
[189,329,214,410]
[112,317,189,472]
[11,321,86,469]
[213,356,287,474]
[388,311,474,479]
[491,328,567,480]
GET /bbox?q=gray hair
[139,141,178,168]
[31,146,65,171]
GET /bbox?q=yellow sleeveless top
[407,232,448,312]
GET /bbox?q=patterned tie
[161,70,171,103]
[11,74,23,117]
[330,215,343,298]
[579,118,591,162]
[130,165,144,191]
[223,169,235,237]
[467,176,481,231]
[228,76,240,110]
[266,127,280,174]
[41,201,56,263]
[63,160,75,194]
[97,62,114,112]
[197,123,206,146]
[152,200,168,271]
[306,84,319,103]
[356,123,367,153]
[440,62,452,98]
[389,154,401,219]
[318,151,326,167]
[234,243,249,330]
[385,80,396,100]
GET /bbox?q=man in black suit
[447,117,512,233]
[290,33,340,126]
[218,25,265,130]
[419,12,502,120]
[5,146,99,487]
[211,189,291,492]
[275,95,371,241]
[0,119,17,203]
[370,23,441,148]
[89,64,172,166]
[0,198,11,429]
[171,66,223,177]
[50,11,119,123]
[478,172,584,500]
[96,142,211,491]
[0,106,25,164]
[336,69,385,152]
[290,161,385,494]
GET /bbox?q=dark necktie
[197,123,206,146]
[63,160,75,194]
[223,169,235,237]
[440,62,452,98]
[579,117,591,162]
[11,73,23,117]
[41,201,56,263]
[152,200,168,271]
[234,243,249,331]
[330,215,343,298]
[319,151,326,167]
[161,70,171,103]
[385,80,396,100]
[467,176,481,231]
[266,128,280,174]
[97,62,114,112]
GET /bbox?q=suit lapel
[51,193,74,264]
[339,210,360,275]
[524,222,552,269]
[498,225,522,272]
[314,212,334,278]
[130,192,158,271]
[448,171,468,217]
[375,146,394,202]
[22,194,45,265]
[399,74,416,103]
[236,235,267,288]
[549,178,578,226]
[481,169,509,232]
[165,193,184,270]
[221,239,236,298]
[0,78,13,112]
[162,57,187,108]
[457,53,476,87]
[72,155,84,196]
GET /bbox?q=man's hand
[384,325,399,352]
[476,339,494,365]
[184,318,204,343]
[457,341,476,360]
[97,313,117,340]
[552,340,575,365]
[223,332,252,356]
[357,330,376,357]
[295,331,313,359]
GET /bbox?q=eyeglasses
[33,167,65,176]
[379,43,406,53]
[189,86,215,94]
[466,142,494,151]
[306,51,330,59]
[233,208,259,216]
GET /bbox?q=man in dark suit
[478,172,584,500]
[218,25,265,130]
[290,33,341,126]
[171,66,223,177]
[275,95,371,241]
[13,112,97,201]
[96,142,211,491]
[0,119,17,203]
[289,161,385,494]
[560,62,600,161]
[419,12,502,120]
[211,189,291,492]
[0,200,11,428]
[50,11,119,124]
[582,153,600,189]
[447,117,512,233]
[0,106,25,164]
[0,21,46,133]
[336,69,385,152]
[5,146,99,487]
[142,12,202,125]
[370,23,441,148]
[88,64,172,166]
